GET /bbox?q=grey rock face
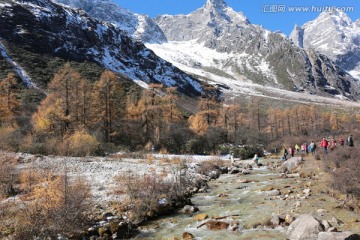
[55,0,167,43]
[306,49,360,99]
[289,24,304,49]
[290,10,360,80]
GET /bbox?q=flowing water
[131,158,360,240]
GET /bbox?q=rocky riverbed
[2,152,360,240]
[130,156,360,240]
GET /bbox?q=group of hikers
[281,135,354,161]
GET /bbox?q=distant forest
[1,63,359,157]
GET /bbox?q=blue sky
[114,0,359,35]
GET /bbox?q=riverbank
[0,152,231,239]
[2,152,360,239]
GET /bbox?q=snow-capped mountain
[149,0,360,100]
[42,0,360,100]
[290,9,360,80]
[55,0,167,44]
[0,0,202,95]
[155,0,249,44]
[1,0,360,102]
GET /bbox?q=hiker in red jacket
[320,137,329,154]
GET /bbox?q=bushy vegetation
[62,130,100,157]
[0,155,18,199]
[0,158,92,239]
[116,166,190,223]
[233,145,264,159]
[0,55,16,80]
[197,158,225,175]
[325,145,360,198]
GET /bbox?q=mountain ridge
[55,0,167,44]
[0,0,203,95]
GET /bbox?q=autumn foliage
[0,160,92,239]
[0,63,359,155]
[15,171,91,239]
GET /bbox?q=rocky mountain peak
[311,9,353,28]
[202,0,247,23]
[205,0,227,9]
[356,19,360,26]
[290,9,360,80]
[154,0,249,42]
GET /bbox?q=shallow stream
[131,158,360,240]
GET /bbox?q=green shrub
[217,144,231,155]
[185,137,210,155]
[232,146,263,160]
[159,124,193,154]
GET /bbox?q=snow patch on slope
[55,0,167,43]
[146,40,279,85]
[0,3,11,7]
[0,40,38,88]
[147,40,231,69]
[349,67,360,81]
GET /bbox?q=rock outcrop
[281,157,303,172]
[286,214,324,240]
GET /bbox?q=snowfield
[146,41,360,109]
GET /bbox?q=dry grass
[115,171,171,222]
[198,157,224,175]
[146,154,155,164]
[0,155,18,199]
[159,168,169,178]
[114,163,191,223]
[111,152,146,159]
[1,164,92,239]
[158,156,186,166]
[159,157,171,164]
[159,148,168,154]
